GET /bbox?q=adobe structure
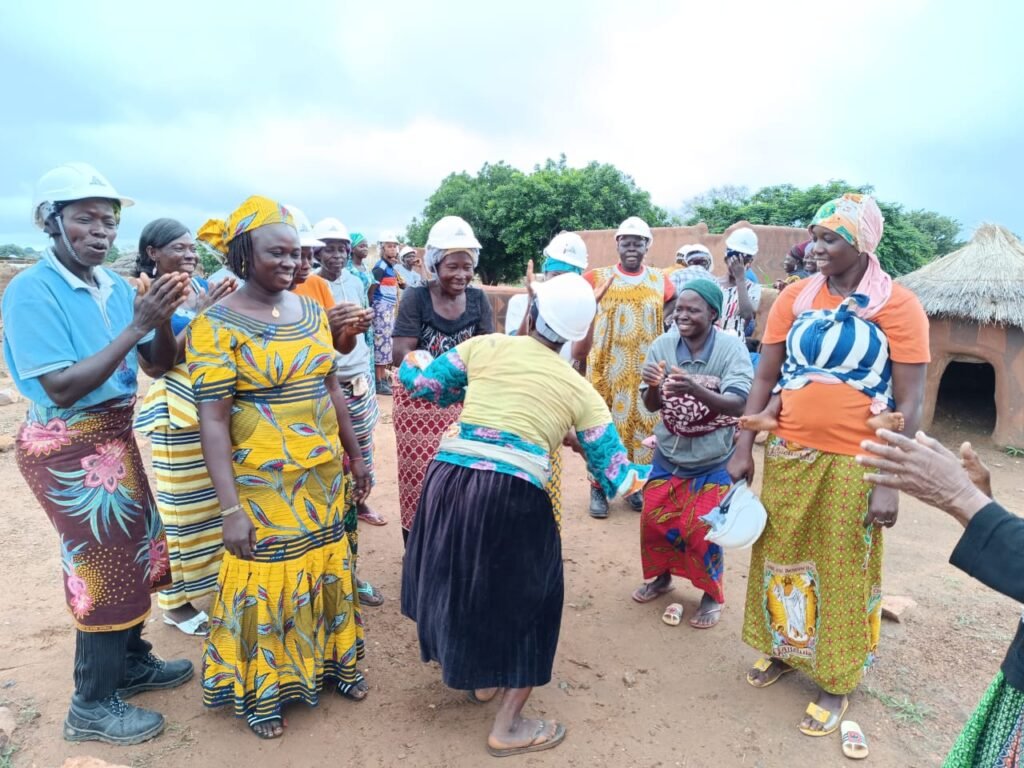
[898,224,1024,448]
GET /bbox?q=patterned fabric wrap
[660,373,738,437]
[398,349,648,500]
[15,399,171,631]
[196,196,295,255]
[778,294,894,411]
[392,374,464,531]
[340,384,380,559]
[545,447,563,532]
[586,266,665,463]
[944,671,1024,767]
[372,300,396,367]
[742,436,882,694]
[640,467,732,603]
[186,298,364,725]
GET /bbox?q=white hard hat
[399,245,417,259]
[283,204,324,248]
[532,273,597,342]
[32,162,135,230]
[615,216,653,244]
[378,230,400,244]
[700,480,767,549]
[542,231,588,270]
[426,215,481,251]
[312,217,351,243]
[725,227,759,256]
[675,243,693,260]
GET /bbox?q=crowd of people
[3,161,1021,765]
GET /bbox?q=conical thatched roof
[897,224,1024,328]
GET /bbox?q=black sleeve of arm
[950,502,1024,603]
[393,287,424,338]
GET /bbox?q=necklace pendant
[271,306,281,319]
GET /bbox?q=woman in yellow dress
[186,197,371,739]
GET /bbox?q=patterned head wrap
[795,194,891,319]
[350,232,366,247]
[196,196,294,255]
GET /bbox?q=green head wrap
[679,278,724,321]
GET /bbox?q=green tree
[103,244,121,264]
[681,181,961,276]
[0,244,29,258]
[406,156,670,284]
[196,240,224,278]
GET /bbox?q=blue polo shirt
[2,249,153,409]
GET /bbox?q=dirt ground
[1,386,1022,768]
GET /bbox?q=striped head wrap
[197,196,294,255]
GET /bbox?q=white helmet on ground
[725,227,759,256]
[532,273,597,342]
[283,204,324,248]
[700,480,767,549]
[542,232,588,271]
[312,217,351,243]
[33,162,134,230]
[615,216,653,244]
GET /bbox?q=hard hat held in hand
[313,217,351,243]
[33,162,134,230]
[543,232,589,270]
[615,216,653,243]
[725,227,759,256]
[426,216,481,250]
[700,479,766,549]
[284,204,325,248]
[532,273,597,342]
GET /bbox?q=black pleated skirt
[401,460,563,690]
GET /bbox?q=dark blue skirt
[401,460,563,690]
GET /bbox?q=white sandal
[163,611,210,636]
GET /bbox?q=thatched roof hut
[898,224,1024,328]
[900,224,1024,447]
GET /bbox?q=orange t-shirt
[763,279,930,456]
[292,275,335,311]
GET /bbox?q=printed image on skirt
[15,399,171,631]
[402,461,563,690]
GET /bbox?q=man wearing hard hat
[582,217,675,518]
[718,227,762,344]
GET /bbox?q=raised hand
[196,276,238,312]
[133,272,190,332]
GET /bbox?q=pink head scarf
[793,193,892,319]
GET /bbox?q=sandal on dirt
[357,581,385,607]
[841,720,869,759]
[337,678,369,702]
[688,603,723,629]
[163,611,210,637]
[466,688,502,704]
[662,603,684,626]
[487,720,567,758]
[247,713,285,739]
[631,581,675,604]
[746,657,794,688]
[799,696,848,737]
[357,507,388,526]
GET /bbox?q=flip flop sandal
[688,604,723,629]
[631,582,675,604]
[163,611,210,637]
[247,713,286,739]
[337,678,369,702]
[746,657,794,688]
[798,696,849,737]
[487,720,567,758]
[841,720,869,759]
[357,581,385,607]
[662,603,684,626]
[357,508,388,526]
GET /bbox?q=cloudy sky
[2,0,1021,250]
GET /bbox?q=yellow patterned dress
[585,265,670,464]
[186,298,364,727]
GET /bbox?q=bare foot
[866,411,905,433]
[468,687,500,704]
[488,717,560,752]
[739,412,779,432]
[250,717,285,739]
[960,442,993,498]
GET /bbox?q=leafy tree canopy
[680,181,964,276]
[406,155,671,284]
